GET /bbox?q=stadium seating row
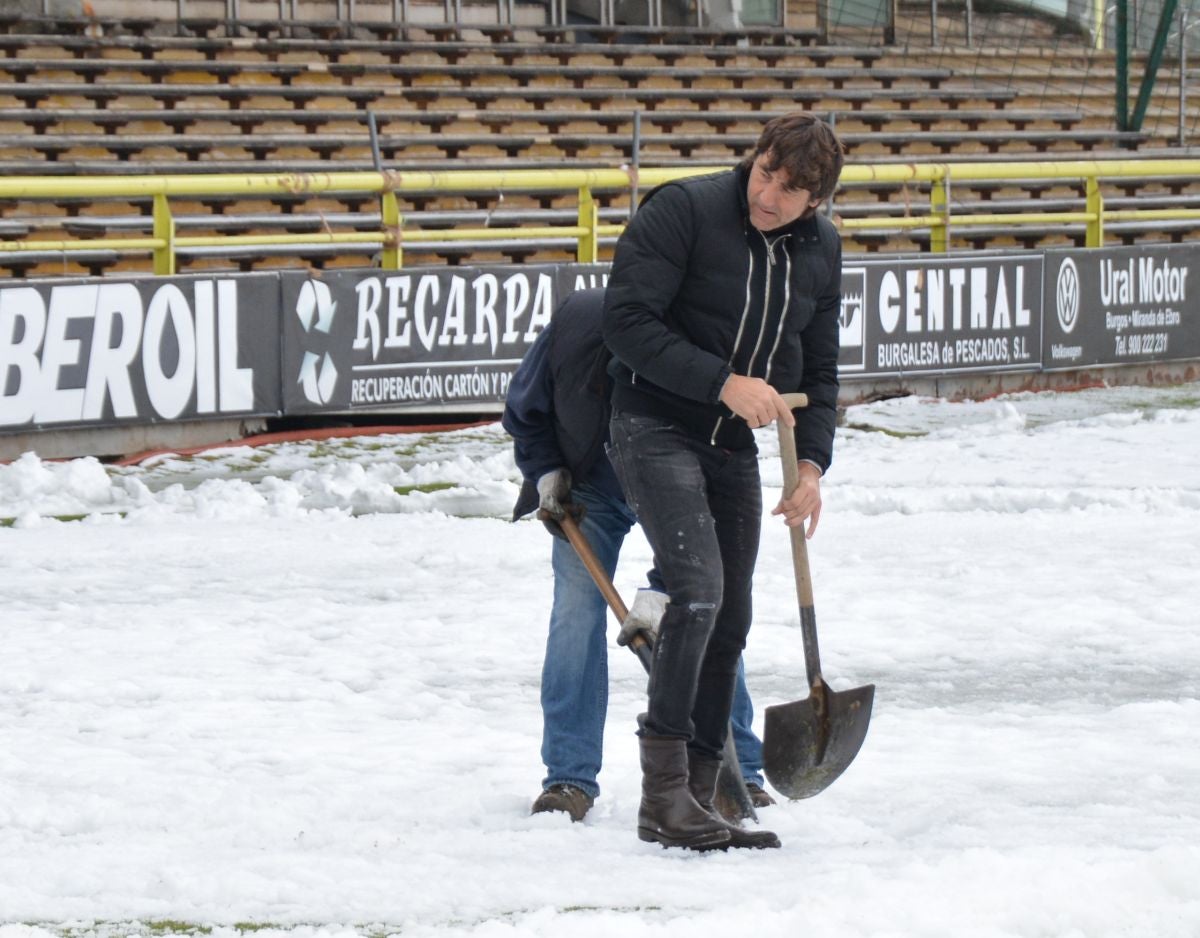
[0,104,1091,134]
[0,32,886,68]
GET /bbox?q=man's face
[746,152,821,232]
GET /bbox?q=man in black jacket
[603,113,844,850]
[502,288,775,837]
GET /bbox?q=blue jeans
[731,657,764,787]
[541,480,764,798]
[607,412,763,763]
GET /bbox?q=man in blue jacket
[502,287,775,841]
[604,113,845,850]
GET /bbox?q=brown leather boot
[637,736,732,851]
[688,751,781,849]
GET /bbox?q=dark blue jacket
[502,288,624,521]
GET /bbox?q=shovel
[761,392,875,800]
[553,511,758,822]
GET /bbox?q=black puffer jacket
[602,165,841,471]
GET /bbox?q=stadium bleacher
[0,0,1198,275]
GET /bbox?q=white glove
[536,468,572,518]
[619,588,668,647]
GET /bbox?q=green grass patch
[1158,395,1200,408]
[842,422,928,438]
[392,481,458,496]
[1,513,99,527]
[41,923,214,938]
[378,443,423,459]
[146,922,213,936]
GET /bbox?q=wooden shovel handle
[776,392,824,688]
[554,512,654,666]
[557,511,629,622]
[777,392,813,606]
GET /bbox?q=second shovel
[761,392,875,800]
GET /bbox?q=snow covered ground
[2,382,1199,938]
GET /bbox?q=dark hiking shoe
[531,784,594,822]
[746,782,777,809]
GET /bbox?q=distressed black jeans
[608,412,762,760]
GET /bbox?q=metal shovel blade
[761,679,875,800]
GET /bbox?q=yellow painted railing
[3,159,1200,272]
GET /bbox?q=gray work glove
[536,468,583,539]
[537,468,572,518]
[618,588,668,647]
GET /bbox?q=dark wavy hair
[738,113,845,203]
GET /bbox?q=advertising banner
[0,274,282,432]
[8,248,1200,440]
[1043,245,1200,370]
[280,264,609,414]
[838,253,1043,377]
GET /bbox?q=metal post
[1085,174,1105,247]
[965,0,973,44]
[630,110,641,221]
[1131,0,1180,131]
[380,190,402,269]
[367,111,384,172]
[152,194,176,277]
[930,175,949,252]
[577,187,599,263]
[825,112,835,220]
[1117,0,1129,129]
[1181,7,1190,147]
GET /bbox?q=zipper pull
[763,232,777,267]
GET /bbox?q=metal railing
[3,159,1200,273]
